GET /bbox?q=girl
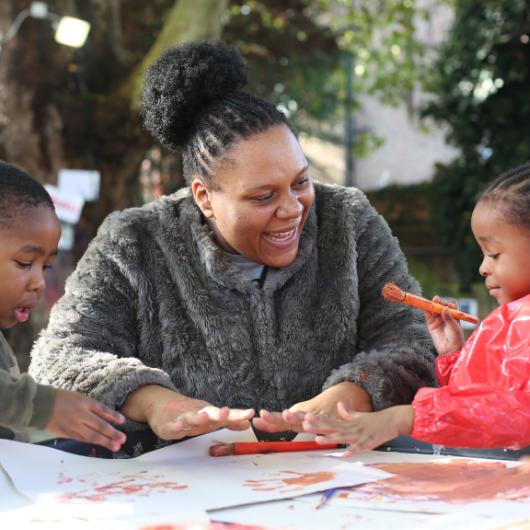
[303,161,530,453]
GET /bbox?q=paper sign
[58,169,100,201]
[44,184,85,224]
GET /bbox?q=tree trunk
[0,0,227,364]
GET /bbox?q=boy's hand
[302,402,414,456]
[425,296,465,356]
[46,389,126,452]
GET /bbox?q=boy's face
[471,201,530,305]
[0,206,61,329]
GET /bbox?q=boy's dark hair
[141,40,292,187]
[0,161,55,229]
[478,161,530,232]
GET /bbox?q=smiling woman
[192,125,314,269]
[29,41,436,456]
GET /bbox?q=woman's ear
[191,178,215,219]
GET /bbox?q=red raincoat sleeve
[434,352,461,386]
[411,384,530,449]
[410,294,530,449]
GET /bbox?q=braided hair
[478,161,530,232]
[0,161,55,229]
[142,41,292,188]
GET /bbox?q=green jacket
[0,331,55,440]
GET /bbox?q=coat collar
[182,193,317,293]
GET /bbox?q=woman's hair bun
[142,40,248,151]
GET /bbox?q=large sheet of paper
[212,495,434,530]
[0,429,388,527]
[211,450,530,529]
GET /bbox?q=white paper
[212,496,437,530]
[44,184,85,224]
[0,440,209,525]
[58,169,100,201]
[0,429,388,524]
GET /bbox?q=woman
[30,41,435,454]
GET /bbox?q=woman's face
[192,124,315,268]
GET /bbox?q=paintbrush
[382,283,480,325]
[315,488,338,509]
[209,440,344,457]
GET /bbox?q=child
[303,161,530,453]
[0,161,126,452]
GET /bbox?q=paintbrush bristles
[209,442,234,457]
[382,283,406,302]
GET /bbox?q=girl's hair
[0,161,55,229]
[141,41,292,187]
[478,161,530,232]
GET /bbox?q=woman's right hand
[122,385,255,440]
[424,296,465,356]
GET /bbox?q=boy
[0,161,126,452]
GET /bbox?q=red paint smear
[350,460,530,504]
[58,473,188,503]
[57,472,73,484]
[244,470,335,493]
[139,522,289,530]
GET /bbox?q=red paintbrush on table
[209,440,344,457]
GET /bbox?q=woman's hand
[303,402,414,456]
[252,381,372,434]
[122,385,255,440]
[46,389,127,452]
[425,296,465,356]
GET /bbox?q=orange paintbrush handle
[403,292,479,324]
[233,441,342,455]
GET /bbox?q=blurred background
[1,0,529,368]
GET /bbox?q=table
[1,432,529,530]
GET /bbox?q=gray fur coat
[30,183,435,429]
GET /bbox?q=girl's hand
[252,382,372,434]
[425,296,465,356]
[46,388,127,452]
[302,402,414,456]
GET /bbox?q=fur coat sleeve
[29,207,178,427]
[319,187,436,409]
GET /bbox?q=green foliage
[223,1,341,137]
[423,0,530,289]
[407,259,460,299]
[223,0,428,149]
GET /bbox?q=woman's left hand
[303,403,414,456]
[252,381,372,433]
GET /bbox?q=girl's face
[0,206,60,329]
[471,200,530,305]
[192,124,315,268]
